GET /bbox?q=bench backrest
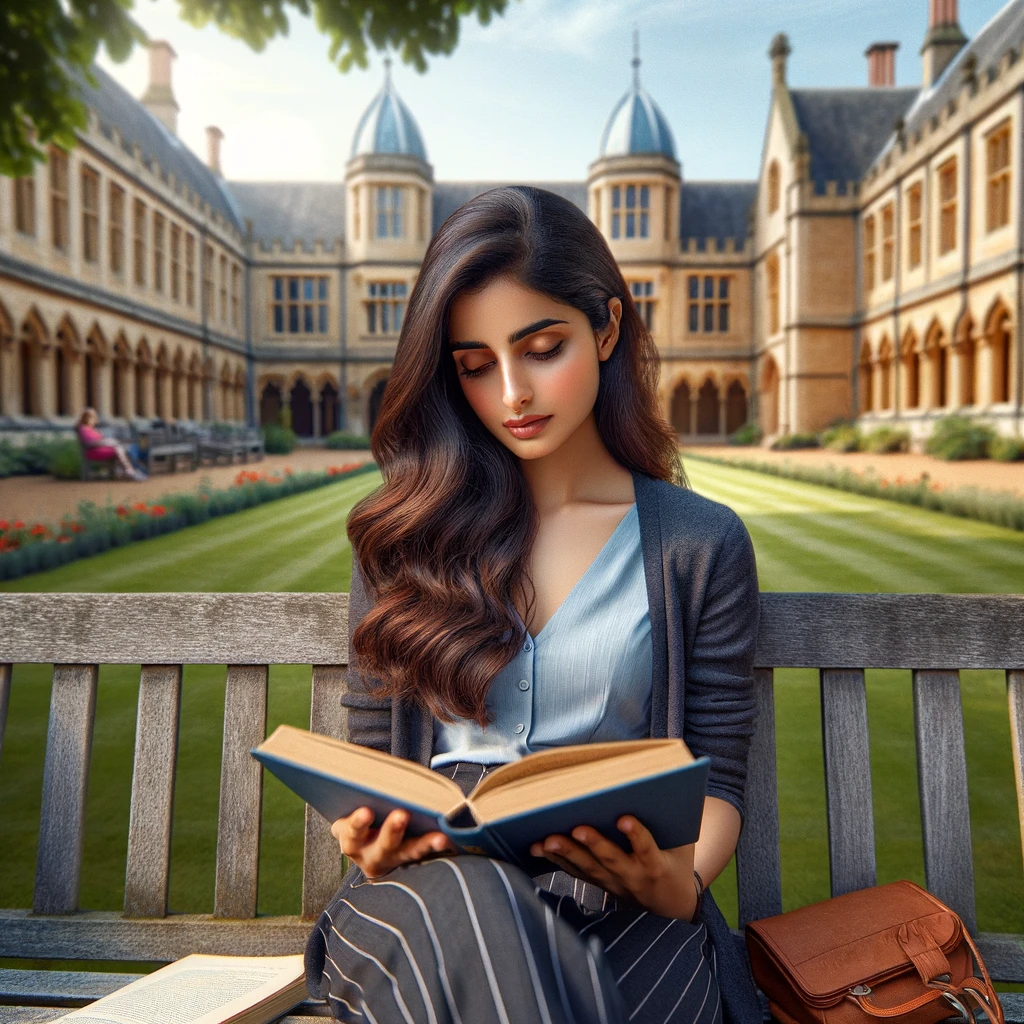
[0,592,1021,969]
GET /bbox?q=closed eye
[458,339,565,378]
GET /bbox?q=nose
[501,359,532,413]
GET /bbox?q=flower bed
[0,460,377,581]
[684,452,1024,533]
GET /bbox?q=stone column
[66,352,86,417]
[158,371,173,419]
[96,359,113,418]
[313,386,322,438]
[38,345,57,417]
[688,399,697,437]
[718,395,727,436]
[0,341,18,415]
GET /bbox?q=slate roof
[432,182,589,234]
[75,64,244,231]
[228,182,346,251]
[680,182,757,249]
[895,0,1024,145]
[789,87,919,193]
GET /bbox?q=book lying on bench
[252,725,710,873]
[56,954,306,1024]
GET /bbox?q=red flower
[132,502,147,512]
[13,520,25,529]
[57,535,72,544]
[285,467,293,475]
[116,504,129,517]
[0,520,8,532]
[880,480,889,488]
[71,522,84,533]
[150,505,167,517]
[30,524,47,536]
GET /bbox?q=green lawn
[0,459,1021,945]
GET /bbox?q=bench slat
[1010,670,1024,873]
[0,910,308,959]
[0,663,10,764]
[214,665,268,919]
[33,665,99,915]
[913,669,977,933]
[124,666,183,918]
[821,668,876,896]
[736,668,782,926]
[301,666,348,922]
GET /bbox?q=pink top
[77,424,118,461]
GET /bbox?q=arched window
[767,161,780,214]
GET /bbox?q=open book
[252,725,710,873]
[56,954,306,1024]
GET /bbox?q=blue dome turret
[351,58,428,162]
[598,33,676,160]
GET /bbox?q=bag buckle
[849,986,872,997]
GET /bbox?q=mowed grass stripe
[692,474,1005,594]
[687,462,1024,593]
[0,472,383,594]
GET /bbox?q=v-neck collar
[516,503,637,644]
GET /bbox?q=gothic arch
[858,339,874,414]
[984,297,1013,404]
[18,308,49,417]
[760,353,780,436]
[724,379,748,434]
[954,310,977,407]
[84,324,108,413]
[289,374,314,436]
[902,327,921,409]
[924,320,950,409]
[696,377,720,435]
[670,377,692,436]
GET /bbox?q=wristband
[689,869,705,924]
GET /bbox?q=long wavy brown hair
[348,185,686,726]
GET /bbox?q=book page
[57,954,306,1024]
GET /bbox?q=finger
[540,848,624,895]
[372,809,410,854]
[617,816,660,866]
[400,831,455,864]
[541,834,616,884]
[570,826,634,876]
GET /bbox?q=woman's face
[447,275,622,461]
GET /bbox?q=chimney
[866,42,898,87]
[140,40,180,135]
[770,33,792,89]
[921,0,967,88]
[206,126,224,176]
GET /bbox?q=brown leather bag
[745,880,1004,1024]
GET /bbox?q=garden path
[683,444,1024,496]
[0,449,375,525]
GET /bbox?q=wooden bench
[0,592,1021,1023]
[197,427,265,467]
[135,429,200,474]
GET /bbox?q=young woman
[305,186,762,1024]
[76,408,148,481]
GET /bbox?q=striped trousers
[304,765,722,1024]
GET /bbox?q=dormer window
[611,184,649,239]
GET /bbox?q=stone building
[1,0,1021,444]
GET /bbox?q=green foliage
[278,405,292,430]
[819,422,862,452]
[47,440,83,479]
[0,436,76,478]
[261,424,297,454]
[861,425,911,454]
[771,432,821,451]
[924,415,996,461]
[323,431,371,450]
[727,422,762,446]
[1,0,513,178]
[990,436,1024,462]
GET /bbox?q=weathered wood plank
[301,666,348,921]
[3,593,1023,670]
[0,594,350,665]
[0,910,309,959]
[0,663,10,765]
[736,668,782,927]
[33,665,98,915]
[975,931,1024,982]
[913,669,977,933]
[214,665,268,919]
[820,668,876,896]
[1010,670,1024,875]
[753,593,1024,669]
[124,666,182,918]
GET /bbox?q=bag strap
[848,989,949,1018]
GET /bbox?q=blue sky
[98,0,1010,185]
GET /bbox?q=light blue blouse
[430,503,652,767]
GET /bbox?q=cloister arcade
[258,374,342,438]
[858,299,1016,415]
[668,373,750,438]
[0,301,245,423]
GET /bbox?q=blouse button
[514,723,525,734]
[523,641,533,652]
[518,679,530,691]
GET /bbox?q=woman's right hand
[331,806,456,879]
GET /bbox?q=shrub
[990,436,1024,462]
[862,425,911,454]
[924,415,996,460]
[728,422,763,446]
[0,435,73,477]
[820,423,862,452]
[48,440,83,479]
[262,424,297,454]
[771,432,820,451]
[324,431,372,450]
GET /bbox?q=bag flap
[746,882,962,1001]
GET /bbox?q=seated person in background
[76,408,148,481]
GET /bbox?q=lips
[504,415,552,439]
[504,415,550,427]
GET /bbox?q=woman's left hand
[530,816,699,921]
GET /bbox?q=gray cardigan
[341,467,764,1024]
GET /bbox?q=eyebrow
[449,318,569,351]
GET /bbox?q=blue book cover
[252,726,710,873]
